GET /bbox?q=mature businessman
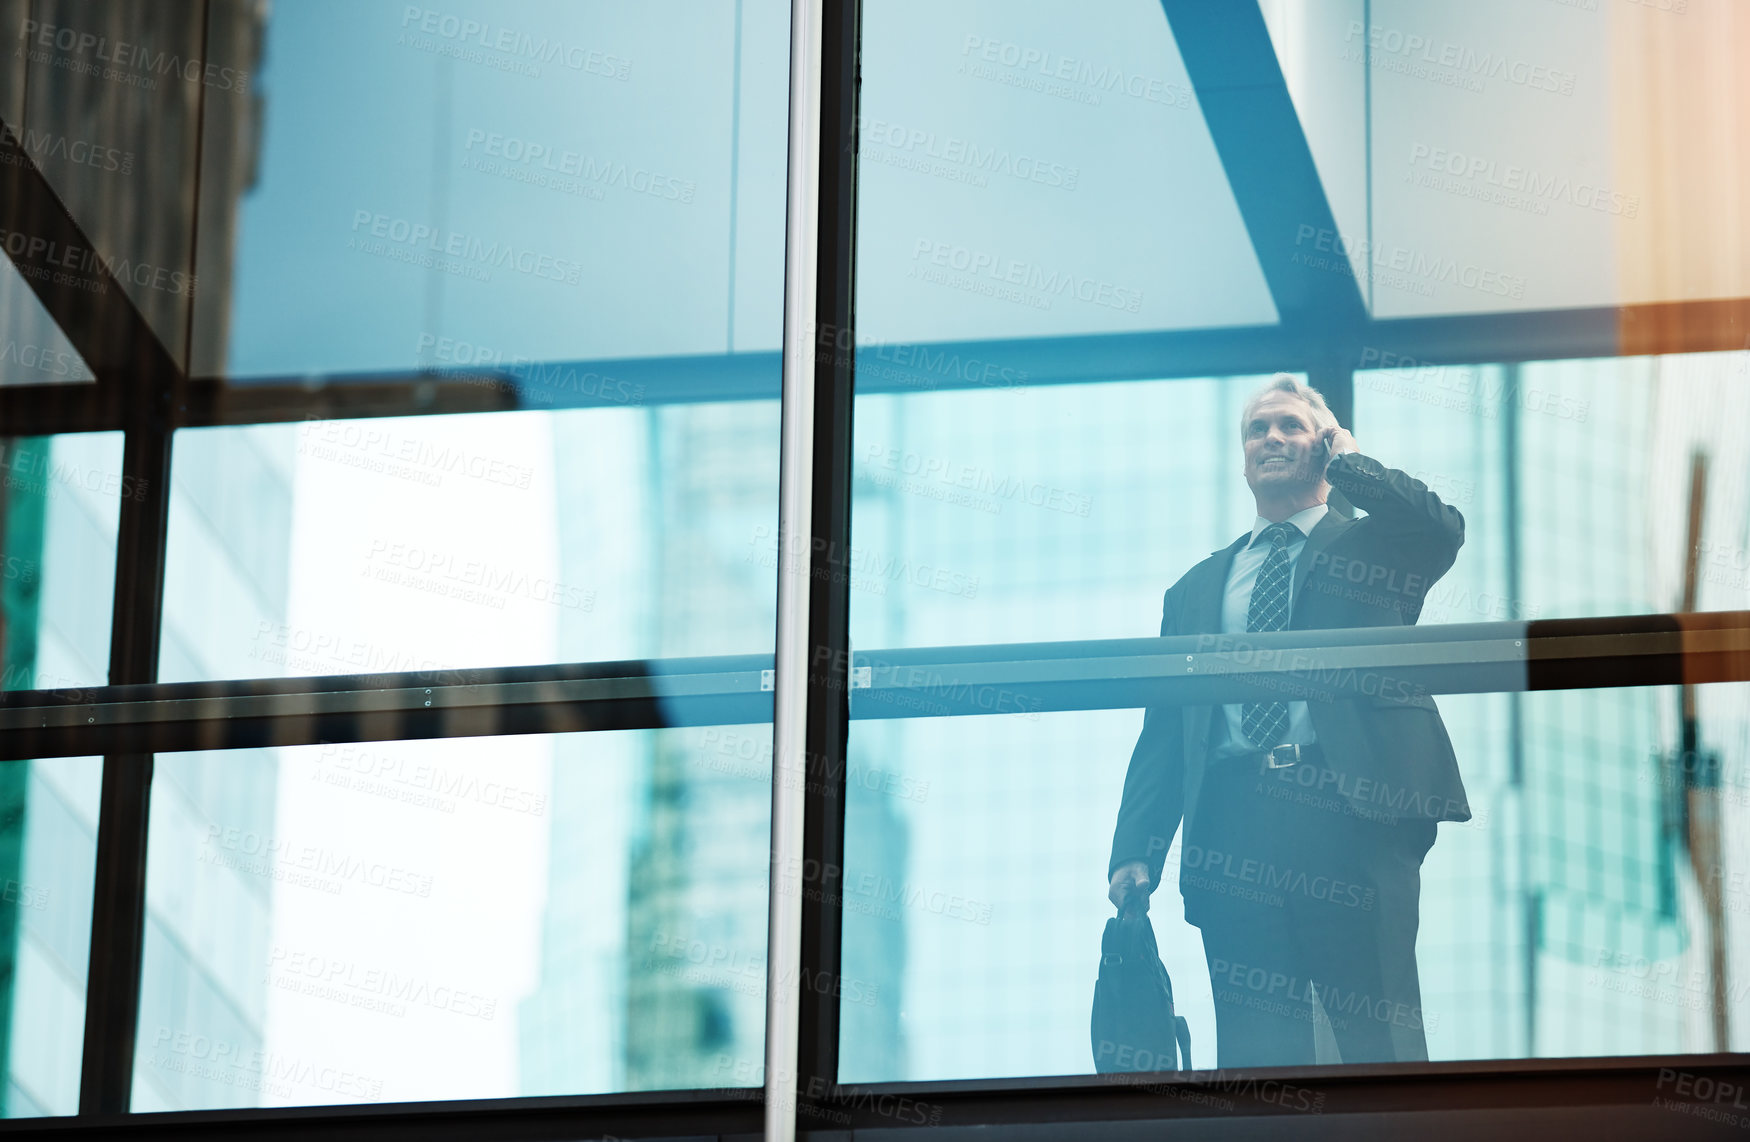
[1107,373,1469,1067]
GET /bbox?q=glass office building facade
[0,0,1746,1139]
[835,359,1748,1077]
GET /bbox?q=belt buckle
[1263,744,1300,770]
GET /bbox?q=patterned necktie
[1241,522,1299,748]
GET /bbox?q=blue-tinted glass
[857,0,1276,346]
[1354,351,1750,1055]
[839,359,1750,1079]
[205,0,791,377]
[160,404,777,680]
[1261,0,1750,316]
[136,727,771,1108]
[0,434,123,692]
[0,430,121,1120]
[128,0,791,1111]
[0,756,101,1118]
[843,377,1301,1081]
[1355,351,1750,623]
[845,0,1750,1079]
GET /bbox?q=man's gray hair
[1239,372,1338,441]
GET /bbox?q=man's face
[1243,392,1325,494]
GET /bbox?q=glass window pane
[839,368,1747,1077]
[134,727,771,1109]
[1262,0,1750,316]
[857,0,1277,346]
[203,0,792,377]
[841,681,1750,1078]
[1355,349,1750,621]
[0,756,102,1118]
[0,433,124,691]
[850,376,1293,650]
[0,435,119,1117]
[160,403,777,681]
[844,375,1296,1082]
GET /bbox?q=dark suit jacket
[1108,452,1471,891]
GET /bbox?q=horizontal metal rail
[0,612,1744,760]
[1,297,1748,435]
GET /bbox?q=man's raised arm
[1323,438,1465,557]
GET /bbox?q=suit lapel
[1290,511,1352,623]
[1184,534,1250,635]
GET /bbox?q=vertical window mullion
[80,422,176,1115]
[797,0,862,1115]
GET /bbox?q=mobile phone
[1320,431,1356,517]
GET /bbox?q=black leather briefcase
[1091,909,1193,1072]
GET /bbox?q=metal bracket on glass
[846,656,872,715]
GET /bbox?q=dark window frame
[2,0,1749,1136]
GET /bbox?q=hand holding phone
[1320,426,1359,473]
[1319,426,1356,517]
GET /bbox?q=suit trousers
[1181,751,1438,1067]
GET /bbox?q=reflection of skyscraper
[135,427,294,1112]
[518,400,910,1091]
[1359,356,1750,1059]
[1511,362,1681,1058]
[520,405,778,1091]
[839,732,910,1080]
[0,0,271,1113]
[1,434,114,1115]
[517,411,649,1096]
[625,403,782,1088]
[2,429,293,1115]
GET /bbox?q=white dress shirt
[1209,502,1329,758]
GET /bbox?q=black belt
[1233,742,1324,772]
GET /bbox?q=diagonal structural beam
[1159,0,1369,334]
[0,119,183,402]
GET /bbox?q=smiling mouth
[1260,456,1292,467]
